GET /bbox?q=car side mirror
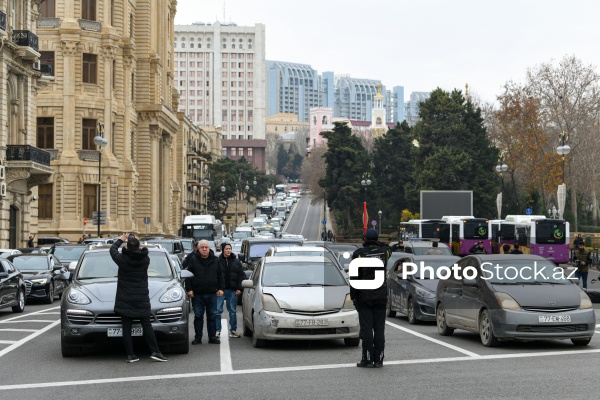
[0,272,8,279]
[242,279,254,289]
[180,270,194,279]
[463,278,478,287]
[174,249,182,254]
[59,272,71,281]
[68,261,78,271]
[53,265,63,271]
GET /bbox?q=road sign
[371,220,377,226]
[92,211,106,217]
[525,208,532,215]
[322,219,326,225]
[83,217,87,226]
[143,217,151,225]
[91,219,106,225]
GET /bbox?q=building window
[40,51,54,77]
[40,0,55,17]
[238,147,243,156]
[231,148,236,156]
[82,0,96,20]
[82,119,97,150]
[248,148,253,157]
[38,184,53,219]
[222,148,227,157]
[83,184,97,219]
[37,117,54,149]
[82,54,97,84]
[248,39,253,49]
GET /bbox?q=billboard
[420,191,473,219]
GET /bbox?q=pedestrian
[185,240,224,345]
[509,243,523,254]
[469,241,487,254]
[321,230,327,241]
[182,241,199,269]
[109,233,167,363]
[27,235,35,248]
[216,243,244,339]
[574,234,584,247]
[425,241,443,255]
[327,229,333,242]
[573,242,591,290]
[351,228,391,368]
[502,244,511,254]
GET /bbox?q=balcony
[12,30,39,60]
[5,145,54,190]
[0,11,6,32]
[187,173,199,182]
[78,19,101,32]
[77,150,100,162]
[37,18,60,29]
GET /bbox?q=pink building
[308,107,333,150]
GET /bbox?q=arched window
[313,116,317,125]
[207,39,211,49]
[376,117,382,125]
[190,43,194,48]
[322,116,328,124]
[239,38,243,49]
[248,39,253,49]
[182,43,185,48]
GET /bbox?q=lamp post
[495,156,508,220]
[234,189,239,227]
[556,132,570,219]
[378,210,382,235]
[244,182,250,222]
[361,172,371,234]
[93,124,108,237]
[220,183,226,221]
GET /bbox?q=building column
[162,134,173,233]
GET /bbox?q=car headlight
[31,278,48,284]
[494,292,521,311]
[67,289,91,305]
[414,286,435,299]
[580,290,593,309]
[341,294,355,311]
[261,294,282,313]
[160,287,184,303]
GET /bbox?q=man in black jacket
[109,233,167,363]
[216,243,245,338]
[351,229,391,368]
[185,240,224,345]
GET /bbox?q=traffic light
[83,217,87,225]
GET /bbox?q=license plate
[295,319,329,326]
[107,327,143,337]
[538,315,571,323]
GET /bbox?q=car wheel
[252,317,268,348]
[386,296,396,318]
[436,304,454,336]
[407,298,418,325]
[344,337,360,347]
[572,338,591,346]
[45,282,54,304]
[243,320,252,337]
[479,309,499,347]
[11,289,25,313]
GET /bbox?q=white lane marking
[4,349,600,391]
[595,331,600,334]
[386,320,481,358]
[0,306,60,323]
[0,329,37,332]
[0,340,17,344]
[299,201,312,239]
[0,320,60,359]
[281,199,299,234]
[220,319,233,372]
[0,320,57,323]
[36,312,60,315]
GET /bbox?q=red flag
[363,202,368,234]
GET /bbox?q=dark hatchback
[7,254,69,304]
[436,254,596,347]
[387,255,460,324]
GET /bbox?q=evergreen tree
[276,144,288,175]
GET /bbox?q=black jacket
[350,240,391,308]
[218,252,245,291]
[184,250,224,294]
[109,239,151,318]
[469,244,487,254]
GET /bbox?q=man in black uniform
[351,229,391,368]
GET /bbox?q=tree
[276,143,289,176]
[301,145,327,205]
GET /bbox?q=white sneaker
[216,332,221,339]
[229,331,240,338]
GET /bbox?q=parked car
[60,244,192,356]
[241,256,360,348]
[142,238,186,261]
[387,255,460,324]
[0,249,23,258]
[0,258,27,313]
[177,238,195,257]
[37,236,70,247]
[6,254,69,304]
[83,238,115,246]
[48,243,90,268]
[435,254,595,347]
[264,246,344,270]
[401,240,452,256]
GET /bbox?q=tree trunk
[593,189,598,226]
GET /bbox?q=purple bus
[442,216,492,256]
[503,215,570,264]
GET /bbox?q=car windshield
[51,246,87,261]
[412,246,452,256]
[144,240,174,252]
[181,241,194,251]
[77,252,173,280]
[233,232,248,239]
[481,260,570,284]
[262,262,347,287]
[249,243,300,258]
[10,256,49,271]
[0,251,15,258]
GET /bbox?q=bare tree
[300,145,327,205]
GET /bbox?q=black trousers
[357,306,386,364]
[121,315,160,356]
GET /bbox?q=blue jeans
[191,293,218,341]
[216,289,238,333]
[575,271,589,289]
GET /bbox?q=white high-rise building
[174,22,266,169]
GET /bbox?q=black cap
[365,229,378,241]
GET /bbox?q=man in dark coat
[27,235,35,248]
[185,240,224,345]
[109,233,167,363]
[216,243,245,338]
[351,229,391,368]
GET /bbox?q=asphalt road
[2,198,600,399]
[281,194,323,240]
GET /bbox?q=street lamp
[220,183,226,221]
[361,172,372,234]
[556,132,570,219]
[234,189,239,227]
[93,124,108,237]
[495,156,508,220]
[378,210,382,235]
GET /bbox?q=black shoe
[126,355,139,363]
[208,338,221,344]
[150,352,168,362]
[191,339,202,345]
[373,362,383,368]
[356,361,373,368]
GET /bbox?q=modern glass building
[333,76,384,121]
[267,61,320,123]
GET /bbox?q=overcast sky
[174,0,600,104]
